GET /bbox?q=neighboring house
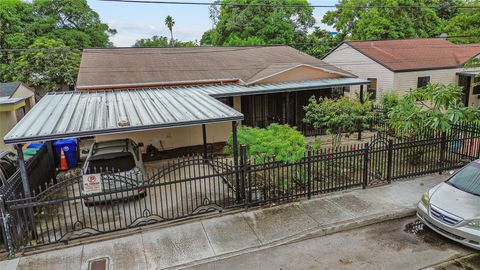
[0,82,36,151]
[75,46,369,152]
[323,38,480,106]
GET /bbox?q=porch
[457,71,480,107]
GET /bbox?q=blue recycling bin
[53,139,78,168]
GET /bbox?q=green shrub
[224,123,306,163]
[380,92,400,117]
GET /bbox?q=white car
[417,160,480,250]
[82,139,146,206]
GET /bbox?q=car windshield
[448,162,480,196]
[87,152,136,173]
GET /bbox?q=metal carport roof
[133,78,370,98]
[4,89,244,144]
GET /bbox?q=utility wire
[97,0,480,9]
[0,35,478,53]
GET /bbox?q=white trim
[246,64,352,85]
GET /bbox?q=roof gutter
[76,78,243,90]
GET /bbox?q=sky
[87,0,339,47]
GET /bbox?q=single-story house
[0,82,36,151]
[70,46,369,153]
[322,38,480,106]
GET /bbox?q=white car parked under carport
[417,160,480,250]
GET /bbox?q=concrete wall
[0,111,17,151]
[95,122,233,152]
[323,43,395,100]
[255,66,344,84]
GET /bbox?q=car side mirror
[449,170,455,175]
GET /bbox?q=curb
[164,208,417,270]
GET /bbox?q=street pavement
[186,217,477,270]
[0,174,452,270]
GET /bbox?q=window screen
[367,78,377,100]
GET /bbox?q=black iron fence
[1,123,480,254]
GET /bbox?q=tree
[11,37,81,96]
[165,15,175,45]
[388,83,480,137]
[33,0,116,48]
[133,36,197,47]
[134,36,170,47]
[322,0,442,40]
[303,96,375,148]
[444,0,480,44]
[300,28,342,59]
[0,0,114,93]
[201,0,315,46]
[224,124,306,163]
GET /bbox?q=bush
[224,124,306,163]
[380,92,400,117]
[303,96,375,148]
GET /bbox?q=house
[73,46,369,153]
[322,38,480,106]
[0,82,36,151]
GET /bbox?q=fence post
[240,145,248,207]
[387,140,393,184]
[0,195,15,257]
[440,131,447,174]
[362,143,369,189]
[307,150,312,200]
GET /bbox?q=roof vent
[118,119,130,126]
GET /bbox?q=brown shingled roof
[345,38,480,72]
[76,46,353,89]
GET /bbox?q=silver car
[417,160,480,250]
[82,139,146,206]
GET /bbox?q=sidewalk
[1,174,447,270]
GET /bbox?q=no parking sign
[83,174,102,194]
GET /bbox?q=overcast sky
[87,0,338,47]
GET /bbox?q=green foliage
[134,36,170,47]
[0,0,113,94]
[444,0,480,44]
[201,0,315,46]
[300,28,342,59]
[303,96,375,148]
[322,0,442,40]
[388,83,480,136]
[224,124,306,163]
[10,37,81,95]
[32,0,115,48]
[380,92,401,117]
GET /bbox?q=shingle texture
[345,38,480,72]
[0,82,21,97]
[76,46,352,89]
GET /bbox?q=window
[367,78,377,100]
[473,77,480,95]
[448,162,480,196]
[417,76,430,88]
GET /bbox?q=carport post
[46,141,57,183]
[202,124,208,159]
[15,144,38,241]
[360,85,365,103]
[15,144,31,198]
[232,121,241,203]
